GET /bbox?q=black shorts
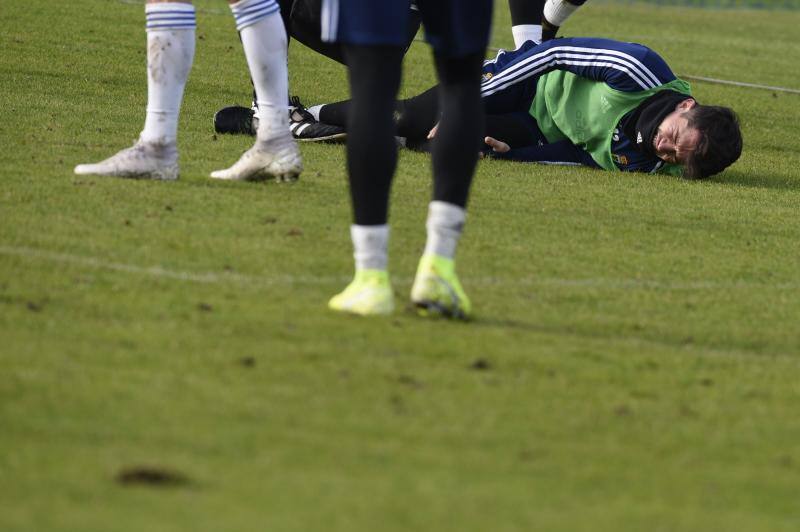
[321,0,492,57]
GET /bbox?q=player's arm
[481,37,676,96]
[484,137,600,167]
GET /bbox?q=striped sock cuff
[145,3,196,32]
[230,0,279,31]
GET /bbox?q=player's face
[653,99,701,165]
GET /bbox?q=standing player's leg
[408,0,493,320]
[542,0,588,41]
[213,1,423,141]
[324,0,411,316]
[509,0,544,48]
[408,53,486,320]
[75,0,196,180]
[210,0,302,181]
[327,43,405,316]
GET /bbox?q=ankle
[137,137,178,159]
[256,107,291,142]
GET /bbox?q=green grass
[2,1,800,531]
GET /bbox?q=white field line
[2,244,798,291]
[0,245,341,286]
[678,74,800,95]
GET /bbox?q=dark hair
[683,105,743,179]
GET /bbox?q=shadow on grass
[471,314,773,356]
[709,169,800,191]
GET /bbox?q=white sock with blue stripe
[230,0,290,142]
[140,3,196,145]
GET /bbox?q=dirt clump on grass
[116,466,191,488]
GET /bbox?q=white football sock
[140,3,196,145]
[543,0,579,27]
[351,225,390,271]
[424,201,466,259]
[306,105,323,121]
[231,0,290,142]
[512,24,542,47]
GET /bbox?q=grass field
[2,1,800,531]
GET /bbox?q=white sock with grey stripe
[140,3,196,145]
[231,0,290,142]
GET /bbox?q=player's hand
[484,136,510,153]
[427,123,439,139]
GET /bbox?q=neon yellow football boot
[329,269,394,316]
[410,254,472,320]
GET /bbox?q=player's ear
[677,98,697,112]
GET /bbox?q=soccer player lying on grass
[297,37,743,178]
